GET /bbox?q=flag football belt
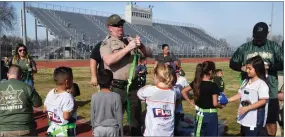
[195,105,217,137]
[195,105,217,113]
[49,123,76,136]
[125,48,138,128]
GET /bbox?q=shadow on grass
[76,100,91,107]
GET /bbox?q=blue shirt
[136,64,147,78]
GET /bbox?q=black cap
[107,14,125,26]
[253,22,269,39]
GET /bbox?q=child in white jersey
[46,83,80,130]
[44,67,75,136]
[228,55,269,136]
[137,63,177,136]
[173,69,189,136]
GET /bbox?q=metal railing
[84,14,108,35]
[152,24,187,46]
[48,9,84,41]
[172,25,199,44]
[125,23,159,44]
[191,27,219,45]
[153,19,221,43]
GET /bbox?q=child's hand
[238,106,250,115]
[220,104,226,109]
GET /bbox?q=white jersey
[176,76,189,88]
[44,89,75,126]
[137,85,176,136]
[237,79,269,128]
[174,76,189,114]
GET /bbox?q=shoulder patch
[104,35,111,40]
[101,35,112,47]
[101,41,108,46]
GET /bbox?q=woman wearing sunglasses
[9,43,37,87]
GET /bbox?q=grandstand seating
[26,6,232,59]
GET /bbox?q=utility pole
[22,1,27,45]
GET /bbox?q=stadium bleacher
[26,5,233,59]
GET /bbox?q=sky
[9,1,284,47]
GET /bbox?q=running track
[34,58,230,136]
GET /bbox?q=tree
[246,37,252,42]
[0,2,16,35]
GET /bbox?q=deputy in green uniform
[100,14,152,136]
[0,65,42,136]
[230,22,283,136]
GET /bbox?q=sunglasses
[18,49,26,52]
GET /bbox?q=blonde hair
[153,63,176,88]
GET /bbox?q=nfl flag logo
[152,105,171,118]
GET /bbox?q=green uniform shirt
[230,40,284,99]
[0,79,42,131]
[10,58,36,80]
[213,76,224,92]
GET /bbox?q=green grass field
[34,62,242,135]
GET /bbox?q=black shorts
[266,98,279,124]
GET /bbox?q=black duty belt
[112,79,139,90]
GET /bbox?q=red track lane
[34,58,230,136]
[36,58,230,69]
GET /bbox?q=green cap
[107,14,125,26]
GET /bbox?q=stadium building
[24,2,235,59]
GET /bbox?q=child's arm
[63,112,72,120]
[212,94,224,108]
[62,96,75,120]
[240,81,269,115]
[71,99,78,116]
[43,105,47,113]
[28,87,42,108]
[278,92,284,101]
[239,99,267,115]
[181,86,194,106]
[228,93,241,103]
[114,95,123,137]
[137,85,151,100]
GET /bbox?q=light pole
[22,1,27,46]
[269,2,274,40]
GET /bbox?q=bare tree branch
[0,2,16,35]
